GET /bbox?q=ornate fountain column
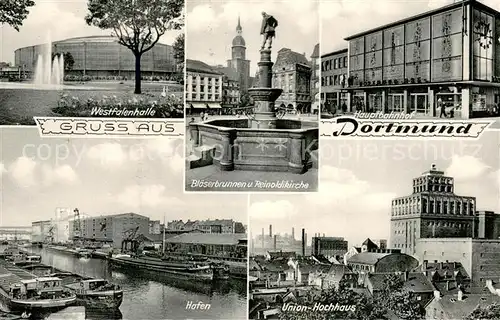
[248,12,282,130]
[248,50,282,129]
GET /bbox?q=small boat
[0,241,9,245]
[76,250,91,259]
[0,277,77,314]
[65,279,123,310]
[12,255,42,267]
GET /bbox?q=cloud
[445,155,490,181]
[87,143,127,168]
[249,200,297,220]
[41,164,79,186]
[0,163,6,176]
[114,185,184,208]
[9,157,37,187]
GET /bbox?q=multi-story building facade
[344,0,500,118]
[321,48,348,113]
[390,164,477,255]
[214,66,241,109]
[149,220,161,235]
[0,227,31,241]
[311,236,348,261]
[273,48,312,113]
[227,18,251,95]
[310,43,320,114]
[185,59,223,115]
[31,220,52,243]
[69,213,149,249]
[166,219,245,234]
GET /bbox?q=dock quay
[46,306,85,320]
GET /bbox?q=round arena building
[14,35,176,80]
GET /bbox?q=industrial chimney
[301,228,306,257]
[269,225,272,238]
[261,228,264,249]
[273,235,277,250]
[292,227,295,240]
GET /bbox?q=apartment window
[343,56,347,68]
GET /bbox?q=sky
[186,0,319,75]
[0,128,247,227]
[320,0,500,54]
[0,0,183,64]
[250,131,500,247]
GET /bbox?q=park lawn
[0,81,183,125]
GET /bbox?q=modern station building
[344,0,500,118]
[14,36,176,79]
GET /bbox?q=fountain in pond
[188,12,318,174]
[33,32,64,88]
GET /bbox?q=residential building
[344,0,500,118]
[214,66,240,109]
[273,48,312,113]
[425,290,500,320]
[310,43,320,114]
[185,59,223,115]
[69,212,149,249]
[390,164,477,255]
[347,252,419,273]
[420,260,471,294]
[227,17,251,95]
[321,48,348,113]
[361,272,435,307]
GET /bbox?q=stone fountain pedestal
[248,49,282,129]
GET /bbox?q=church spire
[236,16,242,34]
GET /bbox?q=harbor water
[17,246,247,320]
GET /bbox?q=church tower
[227,17,250,94]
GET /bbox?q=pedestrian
[438,98,446,118]
[200,111,204,122]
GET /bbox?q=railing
[163,251,246,263]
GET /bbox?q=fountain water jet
[33,32,64,88]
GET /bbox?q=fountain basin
[188,118,318,174]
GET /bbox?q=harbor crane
[121,226,143,254]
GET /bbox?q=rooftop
[274,48,310,68]
[186,59,223,76]
[367,272,435,293]
[344,0,500,41]
[438,293,500,319]
[347,252,393,265]
[321,48,348,58]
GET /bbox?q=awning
[207,103,222,109]
[189,103,207,109]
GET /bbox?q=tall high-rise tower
[390,164,476,255]
[227,17,251,94]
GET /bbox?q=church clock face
[475,19,493,49]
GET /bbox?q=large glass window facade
[472,9,494,81]
[406,18,431,82]
[431,9,463,82]
[348,8,465,86]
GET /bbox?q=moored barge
[110,255,215,282]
